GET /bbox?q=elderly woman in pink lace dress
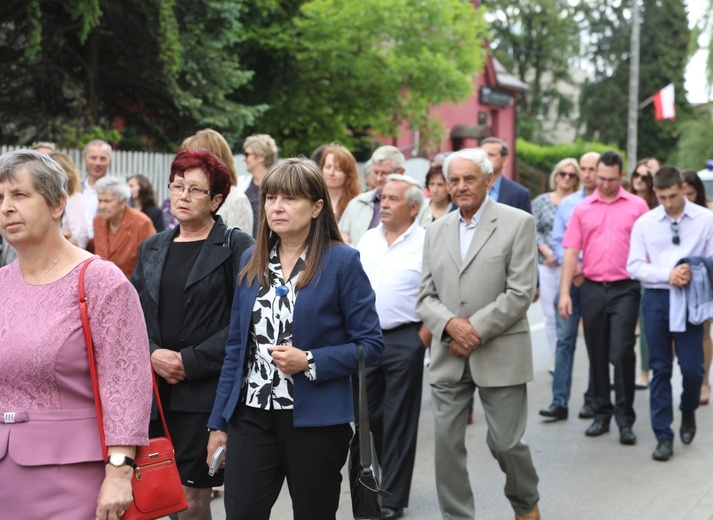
[0,150,152,520]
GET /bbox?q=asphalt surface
[199,303,713,520]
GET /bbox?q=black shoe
[585,419,610,437]
[680,411,696,445]
[619,427,636,445]
[652,440,674,461]
[578,403,594,419]
[539,403,568,421]
[381,507,404,519]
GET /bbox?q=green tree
[578,0,692,163]
[483,0,580,142]
[672,112,713,169]
[233,0,487,156]
[0,0,262,150]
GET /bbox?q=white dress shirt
[82,179,98,239]
[459,196,490,261]
[627,199,713,289]
[357,221,425,330]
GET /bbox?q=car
[697,161,713,197]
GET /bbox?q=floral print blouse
[244,246,316,409]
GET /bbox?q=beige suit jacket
[417,199,538,387]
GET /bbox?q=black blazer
[498,177,532,214]
[132,217,254,413]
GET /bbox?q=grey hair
[95,176,131,202]
[442,148,493,180]
[386,174,424,206]
[371,145,405,170]
[0,149,68,207]
[244,134,279,168]
[82,139,112,157]
[82,139,113,158]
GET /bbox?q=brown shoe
[515,505,540,520]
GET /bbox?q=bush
[516,138,625,175]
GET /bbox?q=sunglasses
[632,172,651,180]
[671,222,680,245]
[557,171,578,179]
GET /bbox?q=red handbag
[79,258,188,520]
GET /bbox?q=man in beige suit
[417,148,541,520]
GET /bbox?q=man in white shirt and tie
[628,166,713,462]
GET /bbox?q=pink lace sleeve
[85,259,152,446]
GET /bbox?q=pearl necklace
[33,242,68,285]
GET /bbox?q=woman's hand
[206,430,228,468]
[95,465,134,520]
[269,344,309,375]
[151,349,186,384]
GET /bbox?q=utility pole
[626,0,640,176]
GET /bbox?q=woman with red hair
[319,143,361,222]
[132,148,254,520]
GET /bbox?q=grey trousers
[431,364,539,519]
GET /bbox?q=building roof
[492,57,529,93]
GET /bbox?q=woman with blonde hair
[319,143,361,221]
[532,158,580,368]
[50,151,89,248]
[182,129,254,235]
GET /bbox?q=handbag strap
[356,343,372,470]
[79,257,170,460]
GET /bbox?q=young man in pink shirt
[558,151,649,445]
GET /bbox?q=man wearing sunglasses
[627,167,713,461]
[558,151,649,446]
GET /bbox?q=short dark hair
[681,170,707,207]
[653,166,683,190]
[597,151,623,175]
[480,137,508,157]
[170,148,231,213]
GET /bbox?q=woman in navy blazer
[207,158,383,519]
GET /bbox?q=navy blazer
[498,177,532,214]
[132,217,254,412]
[208,243,384,430]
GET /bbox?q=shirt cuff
[304,351,316,381]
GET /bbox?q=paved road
[201,304,713,520]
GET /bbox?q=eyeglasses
[557,171,578,179]
[167,183,213,197]
[671,221,680,245]
[244,152,255,158]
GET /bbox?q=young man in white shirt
[627,166,713,461]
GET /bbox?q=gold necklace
[33,242,68,285]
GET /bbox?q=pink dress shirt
[563,187,649,282]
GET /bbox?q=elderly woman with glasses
[132,148,254,520]
[532,158,580,365]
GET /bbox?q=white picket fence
[0,145,250,203]
[0,145,432,203]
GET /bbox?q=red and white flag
[652,83,675,121]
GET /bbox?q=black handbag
[349,343,390,520]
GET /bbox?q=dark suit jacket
[131,217,254,412]
[208,244,384,430]
[498,176,532,214]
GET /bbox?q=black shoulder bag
[349,343,390,519]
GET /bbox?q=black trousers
[223,404,352,520]
[366,322,425,509]
[580,279,640,428]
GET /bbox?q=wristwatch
[106,453,137,469]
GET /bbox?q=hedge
[516,138,625,175]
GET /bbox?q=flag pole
[626,0,641,177]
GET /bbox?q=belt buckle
[3,412,15,423]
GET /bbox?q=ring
[118,511,124,517]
